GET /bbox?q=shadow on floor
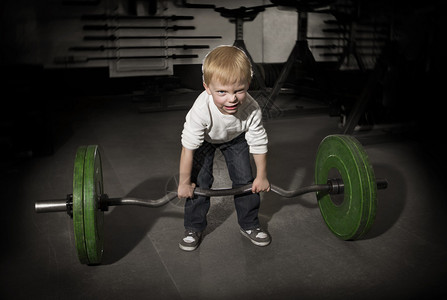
[101,176,183,265]
[363,163,406,239]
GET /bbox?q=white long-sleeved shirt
[181,90,268,154]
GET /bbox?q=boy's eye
[217,91,226,95]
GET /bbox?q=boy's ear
[203,82,212,95]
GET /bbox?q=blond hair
[202,45,253,85]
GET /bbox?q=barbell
[35,134,388,265]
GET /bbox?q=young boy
[178,45,271,251]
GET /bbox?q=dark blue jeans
[184,133,260,232]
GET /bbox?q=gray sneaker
[179,230,202,251]
[240,227,271,246]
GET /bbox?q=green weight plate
[73,146,89,264]
[347,136,377,238]
[83,145,104,264]
[315,135,377,240]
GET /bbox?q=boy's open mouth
[224,103,239,110]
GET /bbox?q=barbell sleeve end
[35,194,73,217]
[35,199,68,213]
[376,178,388,190]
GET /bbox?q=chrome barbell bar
[34,178,388,214]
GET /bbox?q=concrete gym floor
[1,91,446,300]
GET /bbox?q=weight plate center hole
[328,168,344,206]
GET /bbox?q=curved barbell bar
[34,178,388,214]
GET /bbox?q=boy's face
[204,80,249,115]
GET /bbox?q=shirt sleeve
[181,93,209,150]
[245,100,268,154]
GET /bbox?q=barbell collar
[326,178,388,195]
[327,178,344,194]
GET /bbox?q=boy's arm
[252,153,270,193]
[178,147,196,199]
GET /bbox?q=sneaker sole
[179,243,199,251]
[239,228,271,247]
